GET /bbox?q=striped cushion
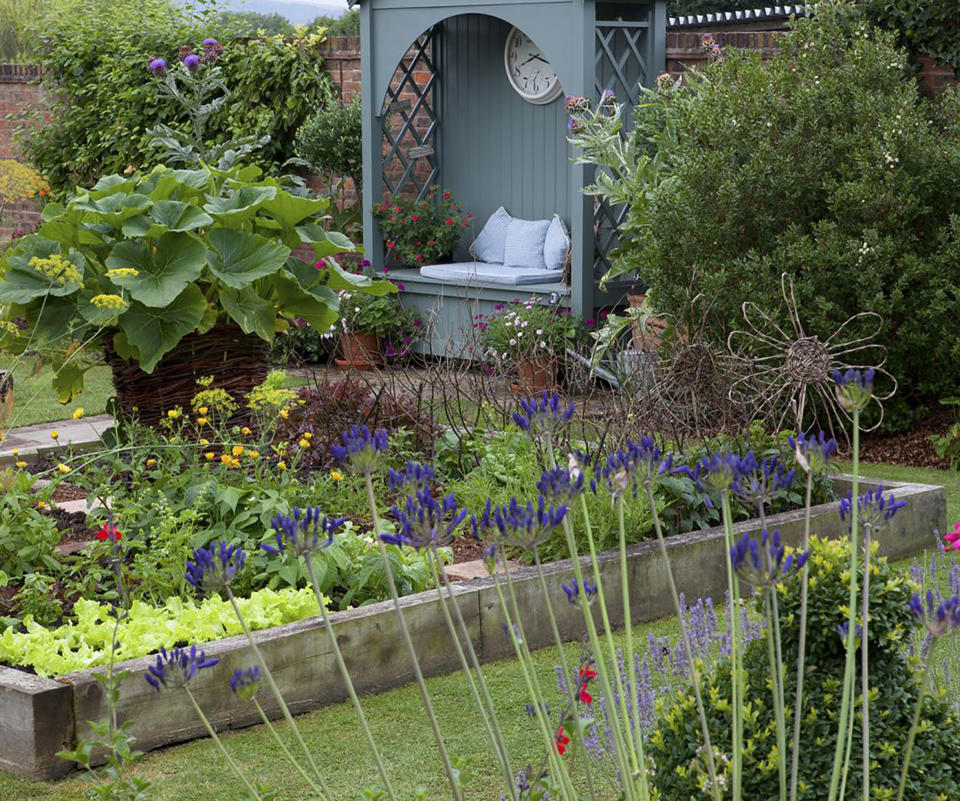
[469,206,511,263]
[504,218,550,270]
[543,215,570,271]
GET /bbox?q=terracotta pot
[514,355,558,392]
[337,331,382,370]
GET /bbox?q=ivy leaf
[206,228,290,289]
[106,232,206,307]
[203,185,277,225]
[117,284,207,373]
[0,239,85,303]
[219,286,276,341]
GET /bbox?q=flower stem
[896,651,935,801]
[861,525,872,801]
[251,696,325,797]
[363,472,463,801]
[789,469,814,801]
[720,491,744,801]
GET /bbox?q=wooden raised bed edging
[0,475,945,780]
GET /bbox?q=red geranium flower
[555,726,570,755]
[97,523,122,542]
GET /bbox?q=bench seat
[419,261,563,286]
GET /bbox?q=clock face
[504,27,562,105]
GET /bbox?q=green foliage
[216,10,294,37]
[579,3,960,431]
[21,0,331,193]
[929,397,960,470]
[648,537,960,800]
[311,8,360,37]
[373,188,471,266]
[294,95,363,200]
[0,162,387,396]
[858,0,960,72]
[0,469,62,579]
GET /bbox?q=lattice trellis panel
[381,28,441,202]
[594,19,651,279]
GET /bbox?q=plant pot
[336,331,382,370]
[0,370,12,428]
[104,323,270,426]
[513,355,558,393]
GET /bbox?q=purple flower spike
[832,368,876,412]
[910,591,960,641]
[732,451,794,505]
[384,487,467,550]
[561,577,598,605]
[388,461,436,493]
[730,528,807,588]
[185,541,246,594]
[148,58,167,76]
[513,391,575,435]
[265,507,344,557]
[537,466,585,504]
[183,53,200,71]
[838,485,907,532]
[145,645,218,691]
[788,430,838,473]
[330,425,389,474]
[474,495,567,551]
[230,666,262,701]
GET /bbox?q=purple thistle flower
[183,53,200,71]
[229,666,261,701]
[561,577,597,605]
[600,88,616,105]
[730,528,807,587]
[203,37,219,47]
[388,461,436,493]
[185,541,246,594]
[264,507,344,557]
[148,58,167,76]
[910,591,960,640]
[383,487,467,549]
[145,645,218,690]
[838,485,907,531]
[513,391,575,434]
[832,368,876,412]
[330,425,389,474]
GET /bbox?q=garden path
[0,414,112,465]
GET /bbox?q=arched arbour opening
[360,0,666,354]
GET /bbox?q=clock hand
[519,53,550,67]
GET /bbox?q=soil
[49,506,97,544]
[451,533,486,564]
[859,406,954,471]
[50,482,89,502]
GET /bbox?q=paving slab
[0,415,113,464]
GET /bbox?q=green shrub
[858,0,960,72]
[294,95,363,198]
[587,2,960,431]
[21,0,331,193]
[647,537,960,800]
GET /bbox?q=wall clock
[503,27,562,105]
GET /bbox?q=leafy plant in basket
[373,187,472,265]
[0,161,394,403]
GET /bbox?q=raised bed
[0,475,945,780]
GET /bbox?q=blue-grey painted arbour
[359,0,667,356]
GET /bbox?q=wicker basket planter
[105,324,270,425]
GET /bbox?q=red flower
[97,523,122,542]
[555,727,570,755]
[411,215,419,222]
[577,663,597,704]
[387,241,395,249]
[445,219,453,225]
[443,192,451,200]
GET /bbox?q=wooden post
[360,2,384,261]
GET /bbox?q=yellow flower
[50,430,59,440]
[198,406,209,415]
[57,463,70,474]
[229,457,240,469]
[298,438,310,449]
[220,454,232,465]
[30,253,82,286]
[280,409,289,419]
[196,417,208,426]
[303,431,313,440]
[15,460,27,469]
[231,445,244,457]
[246,450,259,459]
[36,500,46,509]
[205,452,215,461]
[145,458,156,467]
[167,409,181,420]
[199,438,210,445]
[241,426,252,436]
[89,293,126,310]
[72,407,84,421]
[330,469,344,482]
[11,449,18,456]
[106,267,139,279]
[277,460,287,471]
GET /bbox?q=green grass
[1,364,115,428]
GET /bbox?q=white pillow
[504,218,551,270]
[543,215,570,271]
[469,206,512,264]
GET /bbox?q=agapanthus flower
[910,591,960,640]
[265,507,345,557]
[730,529,807,587]
[788,430,838,474]
[230,666,262,701]
[561,578,597,605]
[513,391,575,435]
[832,368,875,412]
[183,53,200,71]
[145,645,218,690]
[673,451,739,501]
[598,437,674,498]
[475,496,567,551]
[838,485,907,532]
[148,58,167,76]
[537,465,585,504]
[732,452,794,505]
[330,425,389,474]
[383,487,467,549]
[837,619,863,644]
[388,460,436,493]
[185,541,246,593]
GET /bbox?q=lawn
[1,364,115,428]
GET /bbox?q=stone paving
[0,414,113,464]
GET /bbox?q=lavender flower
[730,528,807,587]
[788,430,838,473]
[229,666,261,701]
[832,368,875,412]
[183,53,200,71]
[383,487,467,549]
[330,425,389,474]
[910,591,960,641]
[185,541,246,593]
[388,461,435,492]
[145,645,218,690]
[513,391,575,435]
[265,507,345,557]
[838,485,907,532]
[474,496,568,551]
[148,58,167,76]
[561,577,597,605]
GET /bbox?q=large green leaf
[282,258,339,304]
[203,185,277,225]
[0,239,85,303]
[71,192,152,225]
[106,232,207,307]
[52,364,86,404]
[118,284,207,373]
[219,286,276,341]
[260,191,329,230]
[78,289,128,326]
[325,261,397,296]
[36,208,103,250]
[270,273,338,333]
[121,201,214,238]
[296,224,358,260]
[206,228,290,289]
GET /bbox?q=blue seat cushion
[504,218,551,270]
[469,206,511,263]
[543,215,570,271]
[419,262,562,285]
